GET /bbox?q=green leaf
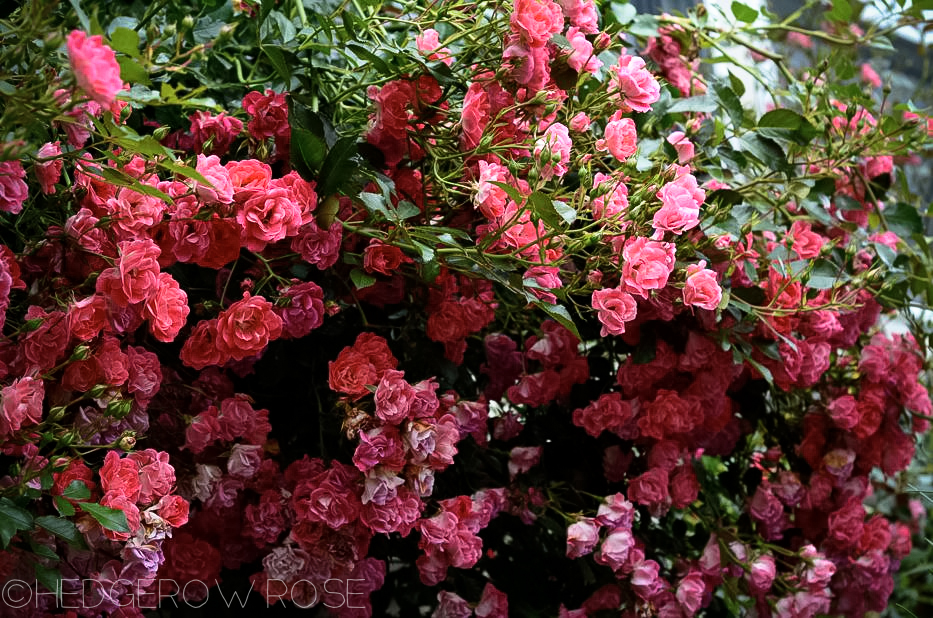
[270,10,297,43]
[807,260,840,289]
[116,57,149,85]
[346,44,391,75]
[36,516,84,547]
[757,109,818,145]
[528,192,567,229]
[62,480,91,500]
[69,0,91,32]
[79,502,130,533]
[395,200,421,221]
[317,136,359,197]
[0,517,16,548]
[712,81,744,128]
[489,181,525,205]
[291,127,327,180]
[109,27,140,58]
[98,167,172,203]
[33,563,63,602]
[668,95,718,114]
[728,72,746,98]
[611,2,637,24]
[551,200,577,225]
[349,268,376,289]
[54,496,76,517]
[0,497,34,531]
[826,0,853,22]
[731,1,758,22]
[358,192,389,218]
[740,134,790,173]
[745,356,774,384]
[884,202,923,236]
[534,302,581,341]
[263,45,291,83]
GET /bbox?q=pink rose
[569,112,591,132]
[66,30,124,106]
[226,158,273,201]
[566,518,600,558]
[276,280,325,339]
[565,27,602,73]
[0,161,28,214]
[676,571,705,616]
[591,287,637,336]
[375,369,416,424]
[510,0,564,47]
[747,554,776,595]
[597,116,637,161]
[156,494,190,528]
[242,89,289,141]
[683,261,722,310]
[508,446,543,478]
[36,142,63,194]
[596,527,634,570]
[654,181,701,235]
[557,0,599,34]
[144,272,189,342]
[534,122,572,179]
[621,236,676,296]
[227,443,263,479]
[609,54,661,113]
[666,131,695,163]
[827,394,858,430]
[0,377,44,437]
[115,239,161,305]
[127,449,176,505]
[236,186,302,251]
[524,265,562,304]
[194,154,234,205]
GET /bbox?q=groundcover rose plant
[0,0,931,615]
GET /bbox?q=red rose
[363,240,412,276]
[216,293,283,361]
[156,494,190,528]
[627,467,670,508]
[328,348,378,397]
[99,451,141,503]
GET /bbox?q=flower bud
[106,398,133,419]
[119,433,137,451]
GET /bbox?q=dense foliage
[0,0,931,616]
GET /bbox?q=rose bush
[0,0,930,616]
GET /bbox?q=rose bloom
[598,116,637,161]
[510,0,564,47]
[329,348,379,398]
[66,30,124,106]
[216,293,283,360]
[144,272,189,343]
[566,518,600,558]
[608,54,661,113]
[534,122,572,179]
[36,141,63,194]
[565,27,602,73]
[621,236,676,297]
[591,287,637,336]
[156,494,190,528]
[127,448,176,505]
[627,467,670,507]
[666,131,695,164]
[683,261,722,311]
[363,240,411,276]
[242,89,289,140]
[0,160,28,214]
[190,111,243,156]
[194,154,234,205]
[0,376,44,437]
[654,182,700,235]
[236,186,302,251]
